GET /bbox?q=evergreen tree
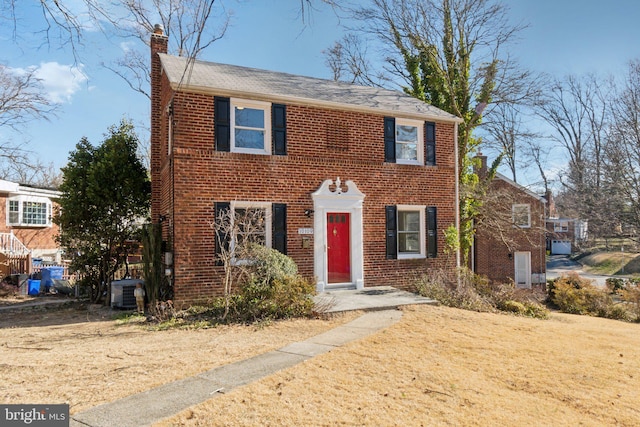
[55,120,150,304]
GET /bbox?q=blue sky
[2,0,640,186]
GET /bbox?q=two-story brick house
[473,155,547,289]
[150,27,462,305]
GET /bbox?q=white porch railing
[0,231,30,255]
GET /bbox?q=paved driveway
[546,255,610,287]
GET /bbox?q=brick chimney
[150,25,168,224]
[474,152,488,178]
[544,190,556,218]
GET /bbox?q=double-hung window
[231,202,271,250]
[395,119,424,165]
[386,205,437,259]
[215,97,286,155]
[214,201,287,263]
[7,197,52,227]
[231,99,271,154]
[397,207,423,256]
[384,117,435,165]
[512,204,531,228]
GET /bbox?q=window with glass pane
[234,207,266,246]
[398,210,421,253]
[396,124,418,161]
[23,201,48,225]
[234,106,265,149]
[512,204,531,228]
[8,200,19,224]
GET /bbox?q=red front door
[327,212,351,283]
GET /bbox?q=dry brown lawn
[2,302,640,426]
[0,302,358,414]
[158,305,640,427]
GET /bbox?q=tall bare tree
[535,73,611,237]
[482,103,539,183]
[0,63,62,185]
[604,60,640,236]
[329,0,534,262]
[522,139,552,195]
[536,74,609,194]
[0,65,55,130]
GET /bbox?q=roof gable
[158,54,461,123]
[495,173,547,203]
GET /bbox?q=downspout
[454,122,460,270]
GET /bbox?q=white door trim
[312,178,365,292]
[514,251,531,289]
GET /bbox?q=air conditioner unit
[111,279,144,309]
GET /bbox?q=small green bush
[606,277,626,294]
[245,243,298,282]
[236,274,315,322]
[233,246,315,322]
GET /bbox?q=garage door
[551,240,571,255]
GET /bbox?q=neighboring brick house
[150,27,462,304]
[473,155,547,289]
[544,193,588,254]
[0,179,62,276]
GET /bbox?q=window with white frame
[554,221,569,232]
[7,197,52,227]
[231,99,271,154]
[230,201,272,255]
[397,205,426,258]
[512,204,531,228]
[395,119,424,165]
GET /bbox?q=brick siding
[151,42,459,305]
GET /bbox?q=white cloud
[32,62,88,104]
[120,41,136,53]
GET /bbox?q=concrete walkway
[70,287,434,427]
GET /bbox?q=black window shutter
[425,122,436,166]
[272,104,287,155]
[427,206,437,258]
[272,203,287,254]
[214,97,230,152]
[214,202,230,264]
[385,205,398,259]
[384,117,396,163]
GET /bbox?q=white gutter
[454,123,460,269]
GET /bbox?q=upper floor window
[231,99,271,154]
[395,119,424,165]
[215,97,287,155]
[384,117,436,165]
[7,197,52,227]
[554,221,569,232]
[512,204,531,228]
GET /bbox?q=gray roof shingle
[159,54,461,123]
